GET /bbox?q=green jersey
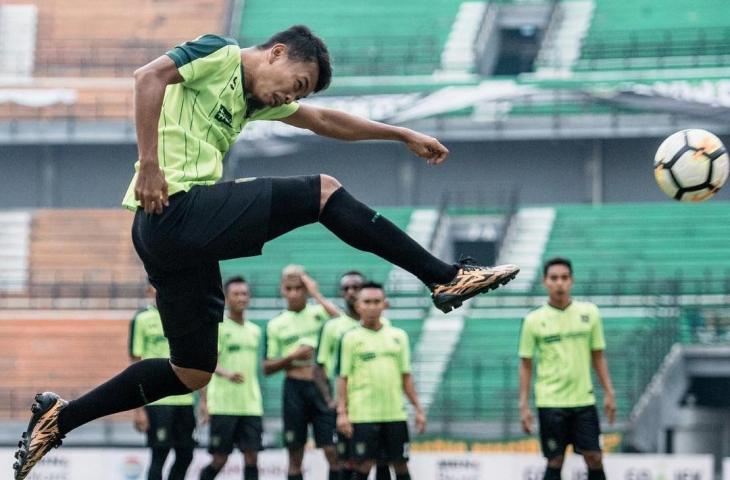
[338,323,411,423]
[317,314,390,377]
[518,300,606,408]
[207,317,263,416]
[265,304,329,366]
[122,34,299,211]
[128,306,194,406]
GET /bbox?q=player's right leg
[538,408,568,480]
[239,416,263,480]
[282,379,310,480]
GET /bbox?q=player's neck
[229,311,245,324]
[346,306,360,320]
[240,47,259,92]
[548,297,572,310]
[362,318,382,331]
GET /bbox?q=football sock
[544,467,562,480]
[200,464,222,480]
[148,447,169,480]
[320,188,457,286]
[169,447,194,480]
[376,464,391,480]
[588,469,606,480]
[57,358,191,435]
[244,464,259,479]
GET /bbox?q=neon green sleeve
[316,321,335,366]
[590,306,606,351]
[265,323,280,359]
[166,34,239,90]
[338,334,353,378]
[129,316,145,358]
[518,316,536,358]
[399,330,412,374]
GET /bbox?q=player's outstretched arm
[132,56,183,214]
[281,104,449,165]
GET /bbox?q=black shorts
[144,405,196,449]
[538,405,601,459]
[131,176,320,370]
[283,378,336,448]
[208,415,263,455]
[350,421,410,463]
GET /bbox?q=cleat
[13,392,67,480]
[430,258,520,313]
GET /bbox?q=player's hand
[198,402,210,425]
[337,412,353,438]
[134,160,169,214]
[403,130,449,165]
[414,409,427,434]
[299,273,320,295]
[133,409,149,433]
[604,393,616,425]
[520,406,534,434]
[290,345,314,361]
[228,372,245,384]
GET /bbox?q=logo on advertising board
[436,458,480,480]
[121,456,144,480]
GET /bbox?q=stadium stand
[576,0,730,71]
[538,202,730,295]
[0,211,31,293]
[236,0,468,76]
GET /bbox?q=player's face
[355,288,387,325]
[340,274,364,307]
[543,264,573,299]
[226,282,250,313]
[253,44,319,107]
[281,276,308,310]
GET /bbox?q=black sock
[588,469,606,480]
[244,464,259,480]
[395,474,410,480]
[200,464,222,480]
[287,475,303,480]
[148,447,169,480]
[376,464,391,480]
[544,466,562,480]
[57,358,191,435]
[319,188,457,286]
[168,447,194,480]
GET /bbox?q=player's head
[224,276,250,313]
[251,25,331,108]
[280,264,308,310]
[355,281,388,326]
[339,270,365,308]
[542,257,573,300]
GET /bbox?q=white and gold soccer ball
[654,129,729,202]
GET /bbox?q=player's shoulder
[307,304,330,321]
[386,325,408,341]
[246,320,262,334]
[182,34,239,50]
[573,300,600,316]
[267,311,289,330]
[167,34,240,68]
[524,305,548,323]
[341,325,363,343]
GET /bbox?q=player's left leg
[148,447,170,480]
[574,406,605,480]
[243,451,259,480]
[168,405,196,480]
[381,422,410,480]
[391,461,410,480]
[308,379,340,480]
[239,416,263,480]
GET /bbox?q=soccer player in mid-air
[518,258,616,480]
[13,25,518,479]
[336,281,425,480]
[129,284,196,480]
[198,276,263,480]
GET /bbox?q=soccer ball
[654,129,729,202]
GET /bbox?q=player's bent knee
[583,451,603,469]
[547,455,564,468]
[171,364,212,391]
[319,174,342,200]
[392,461,409,474]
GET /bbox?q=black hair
[257,25,332,93]
[340,270,365,281]
[359,280,384,291]
[543,257,573,277]
[224,276,247,292]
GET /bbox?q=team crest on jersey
[214,104,233,127]
[581,314,589,323]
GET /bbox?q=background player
[199,276,263,480]
[336,282,426,480]
[315,271,392,480]
[263,265,341,480]
[518,257,616,480]
[129,284,196,480]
